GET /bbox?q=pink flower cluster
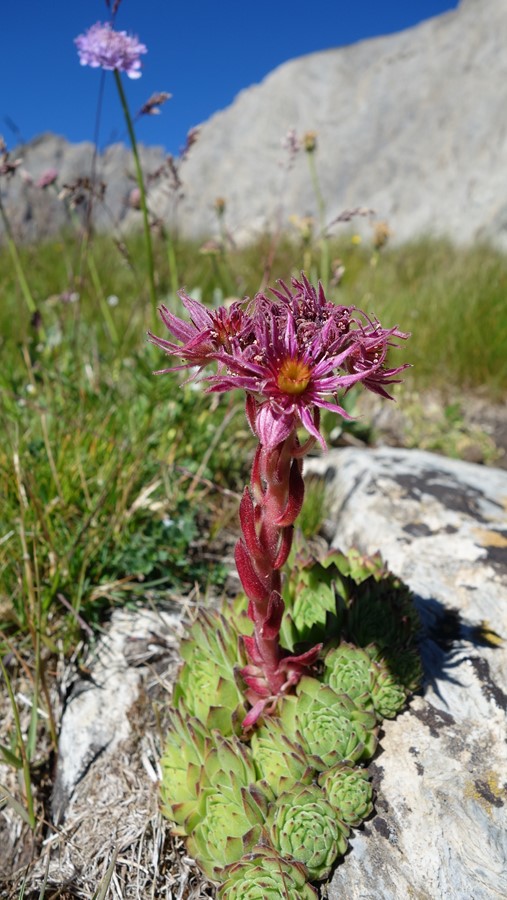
[149,274,409,450]
[75,22,147,79]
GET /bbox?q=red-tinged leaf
[261,591,285,640]
[240,666,270,697]
[275,458,305,526]
[239,488,263,559]
[242,698,269,729]
[235,540,269,604]
[242,635,264,666]
[273,525,294,569]
[279,642,323,673]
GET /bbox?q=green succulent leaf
[278,676,378,771]
[280,549,343,650]
[219,847,318,899]
[334,547,387,585]
[250,717,315,799]
[160,709,209,830]
[345,571,420,659]
[179,608,246,670]
[186,783,269,880]
[268,784,349,881]
[203,733,258,800]
[172,608,247,734]
[318,763,374,827]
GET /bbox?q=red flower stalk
[235,430,323,727]
[149,275,410,726]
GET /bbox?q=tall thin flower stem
[87,252,119,344]
[113,69,157,325]
[0,196,46,340]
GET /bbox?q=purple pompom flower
[149,275,409,450]
[75,22,147,79]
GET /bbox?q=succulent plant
[323,642,412,720]
[373,645,423,695]
[370,663,408,719]
[323,642,375,709]
[203,732,258,797]
[345,570,420,662]
[159,708,209,831]
[318,763,374,827]
[161,725,260,835]
[172,608,247,734]
[278,676,378,771]
[280,548,341,651]
[250,716,315,799]
[219,848,318,899]
[186,781,269,880]
[267,784,349,881]
[280,546,395,651]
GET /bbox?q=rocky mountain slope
[2,0,506,247]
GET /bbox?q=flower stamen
[277,358,312,395]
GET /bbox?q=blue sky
[3,0,459,156]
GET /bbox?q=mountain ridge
[2,0,506,249]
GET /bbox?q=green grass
[2,229,506,643]
[340,236,507,396]
[1,338,248,641]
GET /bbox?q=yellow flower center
[277,358,312,395]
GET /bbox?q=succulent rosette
[203,733,258,800]
[160,721,257,833]
[345,570,419,652]
[318,763,374,827]
[280,546,390,651]
[278,676,378,771]
[370,663,408,719]
[280,548,342,651]
[172,609,247,734]
[219,848,318,899]
[250,716,315,798]
[186,782,269,880]
[159,709,209,830]
[153,275,415,890]
[267,784,349,881]
[323,643,376,710]
[380,646,423,695]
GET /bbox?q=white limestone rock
[51,606,183,824]
[154,0,507,249]
[305,447,507,899]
